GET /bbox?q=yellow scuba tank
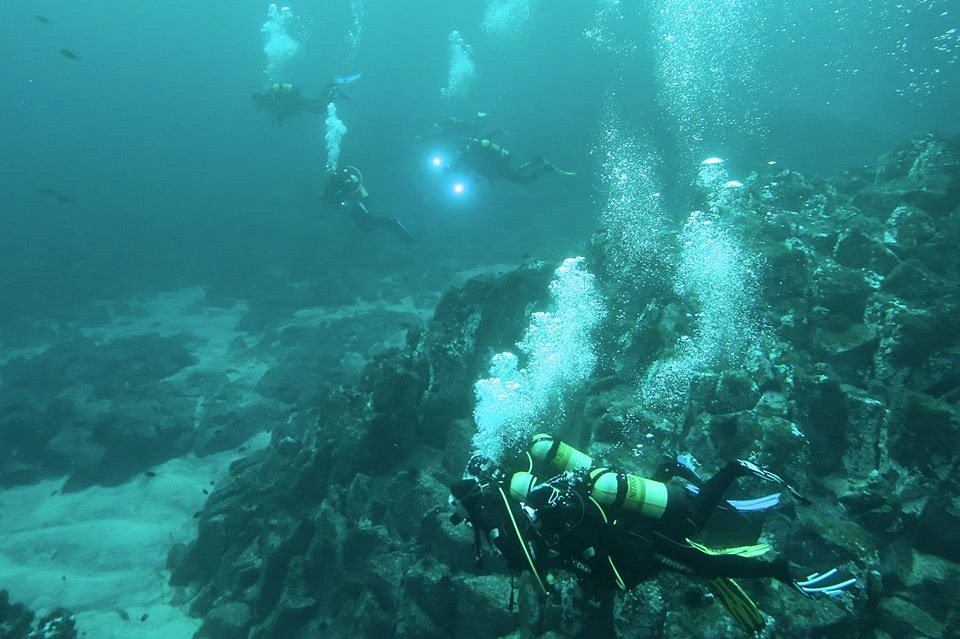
[589,468,669,519]
[529,434,592,473]
[508,471,538,501]
[479,138,509,159]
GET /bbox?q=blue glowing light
[443,174,473,203]
[428,151,449,172]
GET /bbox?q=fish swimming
[39,188,77,204]
[59,48,80,60]
[34,15,50,24]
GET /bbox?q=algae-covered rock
[884,205,936,255]
[419,262,553,431]
[196,602,253,639]
[163,134,960,639]
[0,590,34,639]
[877,595,945,639]
[887,392,959,474]
[453,574,519,638]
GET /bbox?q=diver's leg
[687,461,745,529]
[387,217,415,244]
[358,206,415,244]
[348,202,377,232]
[499,163,544,184]
[655,536,791,581]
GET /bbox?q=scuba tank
[477,138,509,159]
[530,433,592,473]
[529,434,671,519]
[588,468,669,519]
[508,471,538,501]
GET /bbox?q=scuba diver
[252,82,324,124]
[428,113,575,185]
[431,112,492,143]
[324,165,414,244]
[449,135,577,185]
[252,73,362,125]
[449,434,857,635]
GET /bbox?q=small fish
[144,470,157,478]
[140,614,149,623]
[59,48,80,60]
[35,16,50,24]
[39,188,77,204]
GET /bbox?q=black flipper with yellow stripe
[706,577,766,634]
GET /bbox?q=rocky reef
[0,293,425,491]
[157,133,958,638]
[0,591,76,639]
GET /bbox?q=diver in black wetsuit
[449,136,577,185]
[429,113,575,185]
[252,74,361,125]
[449,435,857,634]
[252,83,326,124]
[324,165,414,244]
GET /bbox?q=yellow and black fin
[706,577,766,634]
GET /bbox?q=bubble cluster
[583,0,638,57]
[776,0,959,105]
[594,106,669,282]
[324,103,348,173]
[652,0,768,155]
[261,4,299,84]
[482,0,536,39]
[472,258,605,462]
[639,210,762,418]
[638,160,764,420]
[345,0,365,64]
[442,30,477,99]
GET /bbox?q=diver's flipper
[543,159,576,177]
[725,493,782,512]
[793,568,857,597]
[706,577,766,634]
[389,217,415,244]
[679,455,782,513]
[687,539,771,558]
[333,72,362,85]
[686,483,782,512]
[734,459,810,505]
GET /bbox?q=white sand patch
[283,294,433,328]
[0,433,268,638]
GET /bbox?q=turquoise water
[0,1,956,320]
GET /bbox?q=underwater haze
[1,1,959,638]
[1,1,956,322]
